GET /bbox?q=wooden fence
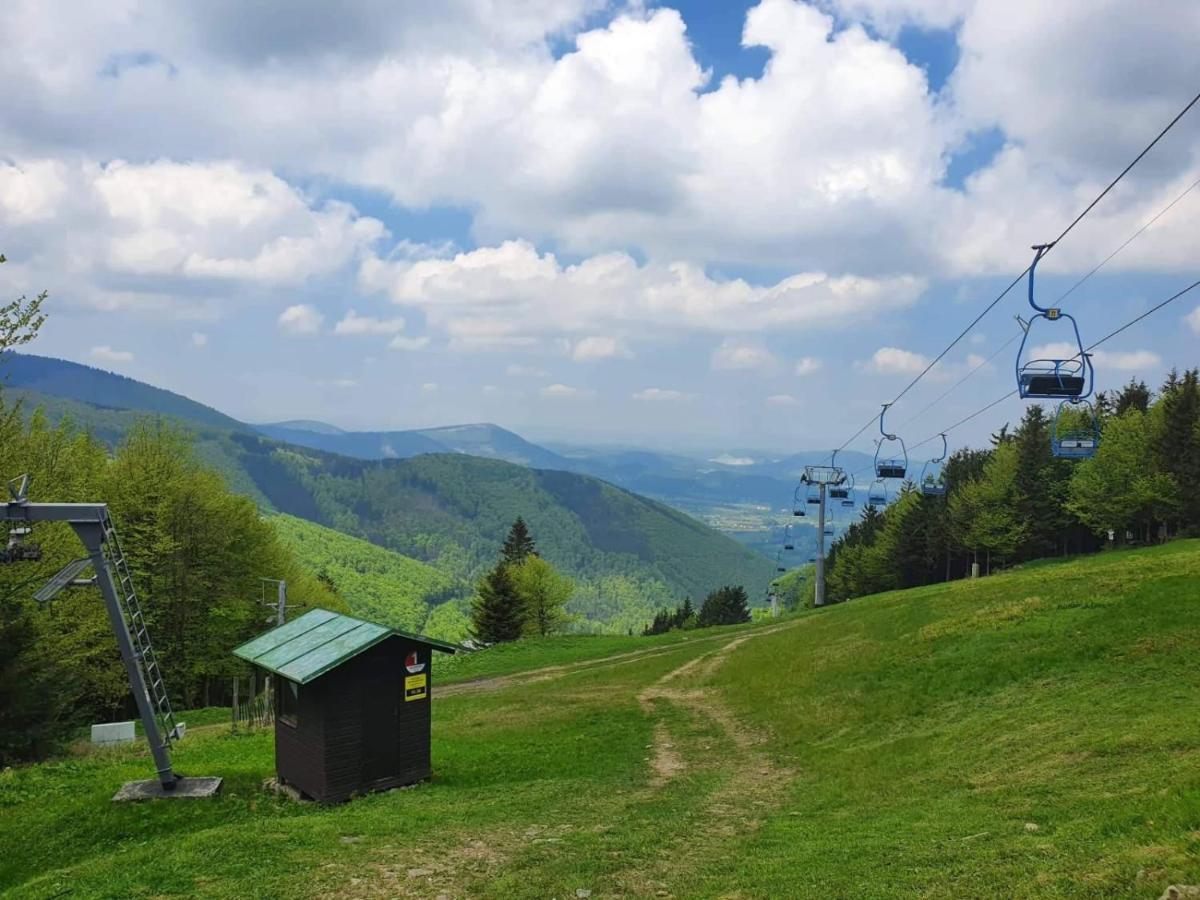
[231,675,274,732]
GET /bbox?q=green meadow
[4,541,1200,898]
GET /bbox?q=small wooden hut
[233,608,457,803]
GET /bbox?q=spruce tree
[501,517,537,566]
[698,585,751,627]
[470,564,524,643]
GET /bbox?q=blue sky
[2,0,1198,459]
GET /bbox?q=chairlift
[3,523,43,563]
[1052,399,1100,459]
[920,433,948,497]
[806,482,821,505]
[874,404,908,478]
[792,485,806,517]
[1016,243,1095,399]
[828,450,851,499]
[868,478,888,506]
[834,472,855,506]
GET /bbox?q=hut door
[361,673,399,786]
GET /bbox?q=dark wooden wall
[273,637,434,803]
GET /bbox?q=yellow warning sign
[404,673,427,702]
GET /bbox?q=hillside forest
[826,373,1200,600]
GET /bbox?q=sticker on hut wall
[405,673,428,701]
[405,650,425,674]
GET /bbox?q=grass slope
[4,541,1200,897]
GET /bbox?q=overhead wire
[829,87,1200,459]
[907,276,1200,454]
[896,173,1200,433]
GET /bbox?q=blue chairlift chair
[920,433,948,497]
[1015,243,1095,399]
[868,478,888,506]
[1052,399,1100,459]
[874,404,908,479]
[792,485,807,517]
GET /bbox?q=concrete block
[91,721,136,746]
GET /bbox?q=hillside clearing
[4,542,1200,897]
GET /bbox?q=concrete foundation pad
[112,776,223,801]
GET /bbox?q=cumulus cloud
[334,310,406,336]
[1030,341,1161,373]
[278,304,324,336]
[90,345,134,364]
[860,346,930,375]
[360,240,923,348]
[711,340,776,372]
[632,387,691,402]
[572,335,631,361]
[794,357,822,376]
[0,158,385,312]
[539,383,594,399]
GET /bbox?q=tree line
[643,585,752,635]
[826,373,1200,601]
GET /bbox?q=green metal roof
[232,608,457,684]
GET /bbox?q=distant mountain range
[0,353,781,632]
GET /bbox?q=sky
[2,0,1199,459]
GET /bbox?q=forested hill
[2,355,776,632]
[0,352,245,431]
[235,436,775,625]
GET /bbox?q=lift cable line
[905,276,1200,455]
[896,173,1200,433]
[830,87,1200,460]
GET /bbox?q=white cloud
[970,332,986,345]
[572,335,631,361]
[361,241,923,347]
[632,387,691,402]
[711,339,776,372]
[1030,341,1161,373]
[90,345,134,364]
[794,356,822,376]
[388,335,430,351]
[765,394,799,406]
[1096,349,1162,372]
[190,331,208,348]
[278,304,324,336]
[1187,306,1200,335]
[332,378,358,388]
[421,382,438,393]
[334,310,406,336]
[860,346,929,375]
[710,454,755,466]
[539,383,594,399]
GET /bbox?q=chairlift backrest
[1016,244,1095,400]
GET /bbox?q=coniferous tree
[470,563,524,642]
[698,585,751,627]
[501,516,537,566]
[1115,378,1151,415]
[1154,368,1200,531]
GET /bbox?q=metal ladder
[100,510,180,747]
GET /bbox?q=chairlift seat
[784,543,795,551]
[921,483,947,497]
[1019,371,1085,398]
[840,499,855,508]
[876,461,906,479]
[829,486,848,499]
[793,508,805,517]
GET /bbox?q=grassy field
[3,542,1200,897]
